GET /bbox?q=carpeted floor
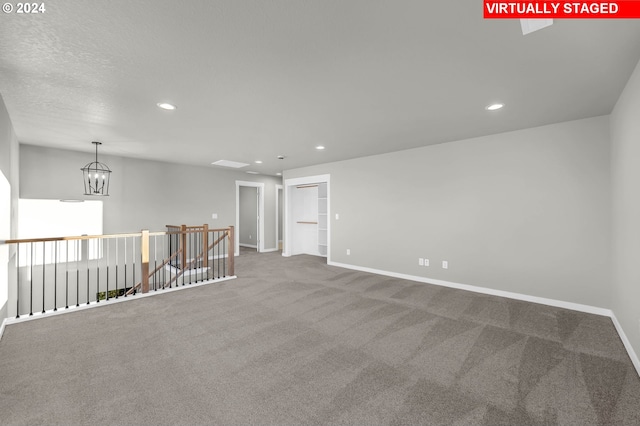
[1,249,639,425]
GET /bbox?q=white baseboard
[0,275,237,335]
[0,317,7,342]
[261,248,280,253]
[327,260,640,378]
[611,313,640,377]
[239,243,257,249]
[328,261,610,316]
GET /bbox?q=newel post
[141,229,150,293]
[202,224,209,269]
[228,225,235,276]
[180,224,187,270]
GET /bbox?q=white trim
[611,313,640,377]
[327,260,611,316]
[235,181,265,257]
[261,248,279,253]
[0,317,7,342]
[284,175,331,187]
[275,184,283,252]
[1,275,237,330]
[239,243,257,249]
[283,174,330,258]
[326,260,640,378]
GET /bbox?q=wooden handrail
[3,227,233,245]
[4,231,166,245]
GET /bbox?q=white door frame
[236,181,265,256]
[283,174,330,259]
[275,184,283,250]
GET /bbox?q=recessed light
[486,103,504,111]
[255,160,263,164]
[316,145,325,150]
[157,102,177,110]
[246,171,259,175]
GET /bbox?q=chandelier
[81,141,111,196]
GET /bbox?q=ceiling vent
[211,160,250,168]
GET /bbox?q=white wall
[0,94,19,322]
[19,144,282,249]
[611,57,640,365]
[284,116,611,308]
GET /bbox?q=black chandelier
[81,141,111,196]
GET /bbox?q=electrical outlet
[442,260,448,269]
[347,249,350,255]
[211,213,218,219]
[425,259,429,267]
[418,258,424,266]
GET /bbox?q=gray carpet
[1,249,639,425]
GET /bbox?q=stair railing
[126,225,234,295]
[1,225,235,318]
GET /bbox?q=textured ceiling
[1,1,640,176]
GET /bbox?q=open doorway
[235,181,265,256]
[276,184,283,251]
[239,186,258,252]
[283,174,330,261]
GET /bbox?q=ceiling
[1,1,640,176]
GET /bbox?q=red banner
[484,1,640,18]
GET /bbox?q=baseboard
[327,260,640,377]
[0,317,7,343]
[239,243,257,249]
[0,300,6,342]
[328,261,611,316]
[261,248,280,253]
[610,313,640,377]
[0,275,237,332]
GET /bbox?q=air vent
[211,160,250,168]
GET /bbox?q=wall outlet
[212,213,218,219]
[442,260,448,269]
[425,259,429,267]
[418,258,424,266]
[347,249,351,255]
[336,213,340,220]
[249,235,252,239]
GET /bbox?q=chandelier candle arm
[81,141,112,196]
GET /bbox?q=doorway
[235,181,265,256]
[283,174,330,260]
[276,184,283,251]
